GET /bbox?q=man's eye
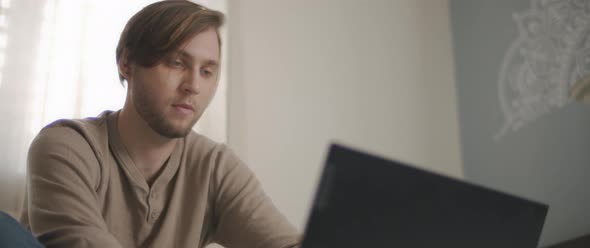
[168,58,184,68]
[201,68,212,77]
[173,60,183,67]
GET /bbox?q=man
[17,1,301,247]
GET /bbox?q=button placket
[147,186,160,223]
[150,211,159,220]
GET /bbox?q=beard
[132,86,199,139]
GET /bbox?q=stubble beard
[133,87,199,139]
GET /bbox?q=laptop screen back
[301,144,548,248]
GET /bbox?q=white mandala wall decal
[496,0,590,140]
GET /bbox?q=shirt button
[151,211,159,219]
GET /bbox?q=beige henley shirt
[19,110,300,248]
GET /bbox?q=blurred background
[0,0,228,216]
[2,0,589,247]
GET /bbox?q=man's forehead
[174,29,220,64]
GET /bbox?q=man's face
[128,28,220,138]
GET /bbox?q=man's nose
[181,71,201,94]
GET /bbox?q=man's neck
[117,104,177,185]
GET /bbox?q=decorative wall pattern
[451,0,590,246]
[497,0,590,139]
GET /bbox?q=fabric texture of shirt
[19,110,300,248]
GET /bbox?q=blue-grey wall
[450,0,590,246]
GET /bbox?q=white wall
[226,0,462,231]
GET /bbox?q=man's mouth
[172,103,195,113]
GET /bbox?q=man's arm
[25,127,123,248]
[210,146,301,248]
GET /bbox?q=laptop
[301,144,548,248]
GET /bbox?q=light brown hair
[116,0,225,83]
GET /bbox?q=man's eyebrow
[203,60,219,67]
[176,50,219,67]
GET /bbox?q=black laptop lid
[301,144,548,248]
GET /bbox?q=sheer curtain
[0,0,227,216]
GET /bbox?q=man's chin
[157,129,191,139]
[150,121,194,139]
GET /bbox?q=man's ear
[117,49,134,84]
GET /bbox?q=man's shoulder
[43,110,111,133]
[33,111,113,154]
[183,131,242,168]
[184,131,227,154]
[27,112,114,182]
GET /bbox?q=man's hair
[116,0,225,83]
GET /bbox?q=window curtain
[0,0,228,217]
